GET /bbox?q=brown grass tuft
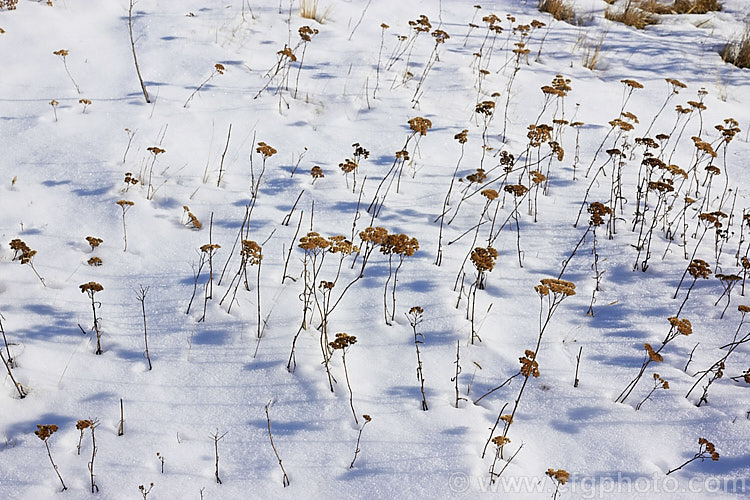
[721,23,750,69]
[538,0,575,22]
[605,3,658,29]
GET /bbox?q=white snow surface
[1,0,749,498]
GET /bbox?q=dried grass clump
[538,0,575,22]
[721,24,750,69]
[299,0,331,23]
[644,0,722,14]
[605,2,658,29]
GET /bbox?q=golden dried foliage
[492,435,511,447]
[688,258,712,279]
[380,233,419,257]
[79,281,104,294]
[545,468,570,485]
[520,349,540,378]
[241,240,262,265]
[86,236,103,249]
[408,116,432,135]
[537,278,576,297]
[35,424,59,441]
[538,0,575,21]
[329,332,357,350]
[470,246,498,272]
[311,165,324,179]
[299,231,330,252]
[256,141,277,158]
[588,202,612,227]
[360,226,389,246]
[698,437,720,461]
[644,342,663,362]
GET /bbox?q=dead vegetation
[538,0,575,22]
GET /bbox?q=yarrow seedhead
[199,243,221,253]
[380,233,419,257]
[329,332,357,350]
[688,259,712,279]
[492,435,510,447]
[668,316,692,336]
[465,168,487,184]
[76,419,93,431]
[80,281,103,294]
[298,25,319,42]
[35,424,59,441]
[360,226,388,246]
[504,184,528,197]
[470,246,497,272]
[644,343,663,362]
[588,202,612,227]
[299,231,330,252]
[481,188,499,201]
[256,141,277,158]
[698,438,720,461]
[536,278,576,297]
[241,240,262,265]
[408,117,432,136]
[520,349,539,378]
[311,166,324,179]
[545,469,570,485]
[329,235,359,255]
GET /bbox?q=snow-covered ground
[1,0,749,498]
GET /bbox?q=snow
[1,0,749,498]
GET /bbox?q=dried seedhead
[481,189,499,201]
[536,278,576,297]
[698,438,720,461]
[380,234,419,257]
[86,236,103,250]
[588,202,612,227]
[470,246,498,273]
[329,235,359,255]
[123,172,139,188]
[408,14,432,33]
[329,332,357,350]
[688,258,712,279]
[644,343,663,363]
[241,240,262,265]
[491,435,510,447]
[475,100,495,116]
[668,316,693,336]
[311,166,324,179]
[504,184,529,197]
[256,141,277,158]
[299,231,330,253]
[545,468,570,485]
[520,349,540,378]
[200,243,221,253]
[465,168,487,184]
[360,226,389,245]
[455,129,469,144]
[87,257,102,267]
[80,281,103,294]
[408,117,432,136]
[35,424,59,441]
[298,25,319,42]
[76,419,93,431]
